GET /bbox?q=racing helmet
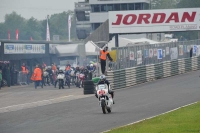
[100,75,106,81]
[90,64,94,67]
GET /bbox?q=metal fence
[17,71,28,85]
[107,56,200,90]
[110,39,200,70]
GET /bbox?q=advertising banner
[144,49,149,58]
[4,43,45,54]
[179,45,184,55]
[163,50,166,58]
[193,45,197,54]
[137,50,142,65]
[109,8,200,34]
[157,49,163,59]
[154,48,157,57]
[166,47,169,55]
[149,49,153,58]
[170,47,178,60]
[129,51,134,60]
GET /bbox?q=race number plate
[98,85,105,90]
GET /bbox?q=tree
[0,11,77,40]
[174,0,200,40]
[48,11,76,41]
[151,0,177,9]
[177,0,200,8]
[4,12,26,40]
[24,17,43,40]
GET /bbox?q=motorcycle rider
[80,66,89,79]
[54,69,65,89]
[95,75,115,104]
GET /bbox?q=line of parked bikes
[43,66,96,89]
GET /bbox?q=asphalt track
[0,71,200,133]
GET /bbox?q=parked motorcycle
[78,73,85,88]
[43,71,50,86]
[96,84,113,114]
[75,71,80,87]
[57,73,65,89]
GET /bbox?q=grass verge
[106,102,200,133]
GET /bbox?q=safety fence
[17,71,28,85]
[107,56,200,90]
[111,39,200,70]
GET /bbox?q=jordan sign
[109,8,200,34]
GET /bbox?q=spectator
[43,62,47,68]
[31,64,42,89]
[25,64,30,85]
[6,65,11,87]
[66,61,71,71]
[21,63,26,73]
[190,47,193,58]
[99,46,113,74]
[10,64,15,85]
[52,63,57,82]
[0,70,2,89]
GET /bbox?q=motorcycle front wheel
[101,100,107,114]
[59,80,62,89]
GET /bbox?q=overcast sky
[0,0,83,22]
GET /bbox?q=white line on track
[0,95,74,113]
[101,101,198,133]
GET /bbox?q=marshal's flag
[16,29,19,40]
[8,30,10,40]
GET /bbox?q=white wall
[90,12,108,23]
[89,0,150,4]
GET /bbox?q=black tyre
[88,72,92,80]
[59,80,61,89]
[101,100,106,114]
[84,80,94,85]
[84,85,95,91]
[107,108,111,113]
[83,90,94,94]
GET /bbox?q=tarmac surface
[0,71,200,133]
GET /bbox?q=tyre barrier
[107,56,200,90]
[83,80,95,95]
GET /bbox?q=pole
[69,29,70,42]
[68,15,71,42]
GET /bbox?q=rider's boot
[95,92,98,98]
[110,92,115,104]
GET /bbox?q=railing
[17,71,28,85]
[111,39,200,70]
[107,56,200,90]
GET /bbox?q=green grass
[107,102,200,133]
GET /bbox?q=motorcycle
[70,69,76,86]
[96,84,113,114]
[43,71,50,86]
[75,71,80,87]
[78,73,85,88]
[57,73,65,89]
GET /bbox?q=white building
[89,0,150,31]
[75,0,165,42]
